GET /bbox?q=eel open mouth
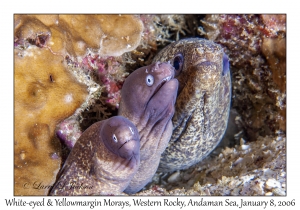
[151,75,173,97]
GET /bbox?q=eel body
[49,116,140,195]
[119,62,178,193]
[153,38,231,172]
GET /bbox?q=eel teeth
[162,75,172,82]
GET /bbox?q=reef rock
[138,135,286,196]
[15,14,144,57]
[200,14,286,139]
[14,46,87,195]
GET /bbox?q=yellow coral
[58,14,144,56]
[15,14,144,57]
[14,14,144,195]
[14,46,87,195]
[14,15,51,41]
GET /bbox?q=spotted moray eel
[152,38,231,172]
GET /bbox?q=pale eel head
[101,116,140,162]
[119,62,177,116]
[119,62,179,159]
[119,62,179,194]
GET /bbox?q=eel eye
[112,134,118,143]
[146,74,154,86]
[173,53,184,77]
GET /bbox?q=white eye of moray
[145,74,154,86]
[112,134,118,143]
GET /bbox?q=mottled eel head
[153,38,231,172]
[119,62,179,159]
[154,38,230,94]
[101,116,140,162]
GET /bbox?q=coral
[150,14,193,45]
[138,134,286,196]
[261,37,286,131]
[199,14,286,140]
[55,115,83,149]
[14,15,52,47]
[261,15,286,131]
[15,14,144,57]
[14,45,87,195]
[157,15,191,41]
[79,97,113,131]
[260,14,286,38]
[123,14,197,73]
[123,15,158,70]
[80,54,128,108]
[14,14,59,28]
[58,15,144,57]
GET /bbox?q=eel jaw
[151,75,173,100]
[118,138,140,160]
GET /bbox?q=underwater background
[14,14,286,196]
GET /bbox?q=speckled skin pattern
[118,62,178,193]
[152,38,231,172]
[49,116,140,195]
